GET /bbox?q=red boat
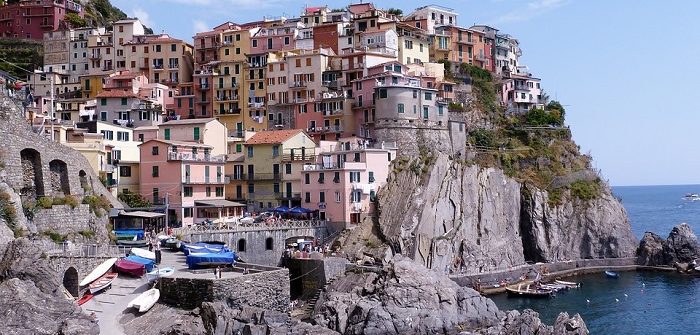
[115,259,146,277]
[89,272,117,294]
[77,293,93,306]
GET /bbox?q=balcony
[277,192,302,200]
[168,63,180,69]
[322,109,344,117]
[289,81,307,88]
[228,130,246,138]
[229,173,282,181]
[215,95,239,102]
[89,53,101,60]
[196,83,210,90]
[167,152,226,163]
[152,64,165,70]
[215,108,241,115]
[376,80,421,88]
[182,176,229,185]
[351,202,363,212]
[307,125,343,133]
[322,80,342,90]
[319,91,346,100]
[281,153,315,162]
[248,101,264,108]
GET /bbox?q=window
[248,183,255,194]
[101,130,114,140]
[354,153,360,162]
[121,98,127,105]
[155,45,162,52]
[237,239,246,252]
[423,106,429,119]
[349,171,361,183]
[369,171,375,183]
[319,191,325,203]
[252,40,258,47]
[164,128,170,140]
[152,146,159,155]
[424,92,432,100]
[378,89,387,99]
[184,208,193,218]
[438,106,444,116]
[351,190,361,202]
[398,103,405,113]
[247,146,254,157]
[305,192,311,203]
[273,183,280,194]
[100,98,107,106]
[193,127,200,140]
[152,166,159,177]
[334,171,340,183]
[318,172,325,184]
[171,44,177,52]
[183,186,193,197]
[304,173,310,184]
[285,163,292,174]
[265,237,274,250]
[235,144,242,153]
[272,145,279,157]
[206,187,211,197]
[119,166,132,177]
[335,191,341,202]
[117,131,129,141]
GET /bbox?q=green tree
[386,8,403,16]
[64,13,87,28]
[118,191,152,208]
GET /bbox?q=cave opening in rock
[62,267,79,298]
[49,159,71,196]
[19,148,44,199]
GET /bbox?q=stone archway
[49,159,71,196]
[20,148,44,199]
[62,267,79,298]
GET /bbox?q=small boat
[80,258,118,287]
[160,237,180,250]
[554,279,580,288]
[127,288,160,313]
[124,255,156,272]
[116,239,148,248]
[683,193,700,201]
[115,258,146,277]
[89,272,117,294]
[146,267,175,282]
[605,271,620,278]
[181,242,229,255]
[505,284,553,298]
[130,247,156,260]
[77,293,94,306]
[186,251,238,269]
[539,283,569,292]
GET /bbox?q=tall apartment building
[0,0,83,40]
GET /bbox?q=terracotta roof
[95,90,139,99]
[305,6,324,14]
[245,129,304,145]
[110,72,142,80]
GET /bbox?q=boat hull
[505,287,553,298]
[605,271,619,278]
[128,288,160,313]
[89,273,117,294]
[130,247,156,260]
[79,258,118,287]
[186,251,237,269]
[146,267,175,282]
[115,259,146,277]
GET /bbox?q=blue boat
[605,271,619,278]
[186,251,238,269]
[125,255,156,272]
[181,242,229,255]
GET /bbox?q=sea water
[491,185,700,334]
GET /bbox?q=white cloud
[132,8,154,29]
[493,0,567,24]
[193,20,209,34]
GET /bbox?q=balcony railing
[229,173,282,181]
[168,152,226,163]
[289,81,307,88]
[196,83,210,90]
[215,95,239,101]
[281,153,315,162]
[307,125,343,133]
[182,176,229,185]
[277,192,302,200]
[322,109,344,117]
[215,108,241,115]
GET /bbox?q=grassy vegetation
[78,230,96,239]
[36,197,54,209]
[0,39,42,78]
[82,194,111,217]
[0,191,17,229]
[41,230,66,243]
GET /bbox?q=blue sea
[491,184,700,334]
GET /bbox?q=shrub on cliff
[0,191,17,228]
[82,195,111,217]
[118,191,151,208]
[570,179,601,201]
[37,197,53,209]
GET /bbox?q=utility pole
[164,193,169,233]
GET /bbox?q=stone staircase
[301,276,338,319]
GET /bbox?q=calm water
[491,185,700,334]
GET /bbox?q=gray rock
[636,232,665,266]
[663,223,700,265]
[0,278,97,335]
[0,238,59,294]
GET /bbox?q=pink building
[300,137,396,229]
[138,139,243,227]
[0,0,83,40]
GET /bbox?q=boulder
[636,232,665,266]
[0,278,98,335]
[663,223,700,265]
[0,238,59,294]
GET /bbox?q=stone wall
[374,125,452,155]
[287,257,347,300]
[184,226,328,267]
[32,204,107,239]
[159,268,290,312]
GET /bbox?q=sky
[110,0,700,186]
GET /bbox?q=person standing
[154,242,162,264]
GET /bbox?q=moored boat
[554,279,580,288]
[89,272,117,294]
[146,267,175,282]
[127,288,160,313]
[116,239,148,248]
[186,251,237,269]
[130,247,156,260]
[79,258,118,287]
[77,293,93,306]
[539,283,569,292]
[124,255,155,272]
[115,258,146,277]
[683,193,700,201]
[160,237,180,250]
[505,284,553,298]
[605,271,620,278]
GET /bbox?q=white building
[404,5,458,34]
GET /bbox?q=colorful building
[0,0,83,40]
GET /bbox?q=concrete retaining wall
[287,257,347,300]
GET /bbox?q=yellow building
[80,74,105,99]
[214,27,251,136]
[237,129,316,211]
[395,23,431,65]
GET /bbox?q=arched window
[237,238,246,252]
[265,237,273,250]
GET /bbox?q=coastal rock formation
[0,238,59,293]
[0,278,98,335]
[377,153,637,274]
[635,224,700,267]
[636,232,665,266]
[663,223,700,264]
[313,256,587,335]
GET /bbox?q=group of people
[145,231,162,264]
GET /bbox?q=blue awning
[272,206,290,213]
[289,206,314,214]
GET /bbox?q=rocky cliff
[375,152,637,274]
[636,223,700,267]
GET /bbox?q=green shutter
[164,128,170,140]
[194,127,200,140]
